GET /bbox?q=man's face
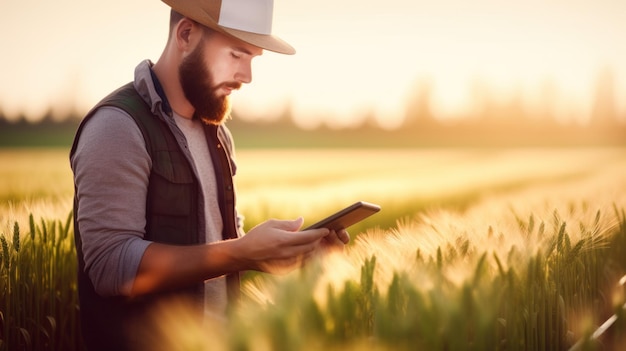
[178,30,262,125]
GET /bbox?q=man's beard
[178,40,240,125]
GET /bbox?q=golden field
[1,146,626,350]
[2,147,625,233]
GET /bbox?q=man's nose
[234,63,253,84]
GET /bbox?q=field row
[1,147,625,233]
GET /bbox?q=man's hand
[319,228,350,253]
[130,218,350,296]
[233,218,331,274]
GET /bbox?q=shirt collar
[132,60,172,118]
[148,67,172,115]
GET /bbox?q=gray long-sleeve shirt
[71,60,233,313]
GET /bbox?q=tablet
[303,201,381,231]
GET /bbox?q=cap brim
[221,27,295,55]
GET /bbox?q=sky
[1,0,625,129]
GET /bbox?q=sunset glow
[1,0,625,128]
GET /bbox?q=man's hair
[170,10,185,30]
[168,10,184,39]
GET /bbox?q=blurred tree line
[0,69,624,148]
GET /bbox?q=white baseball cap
[161,0,295,54]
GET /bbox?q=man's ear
[174,18,197,52]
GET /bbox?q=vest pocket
[149,150,194,216]
[147,150,197,244]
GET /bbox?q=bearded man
[70,1,348,350]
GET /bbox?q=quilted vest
[70,82,240,351]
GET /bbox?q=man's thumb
[282,217,304,231]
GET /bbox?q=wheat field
[1,146,626,350]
